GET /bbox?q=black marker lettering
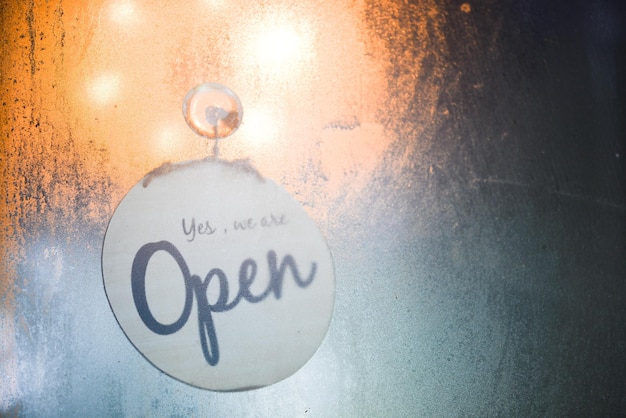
[131,240,317,366]
[233,218,256,231]
[197,220,216,236]
[183,218,217,241]
[182,218,196,242]
[261,214,288,228]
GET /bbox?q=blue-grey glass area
[1,0,624,416]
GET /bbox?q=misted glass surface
[1,0,624,415]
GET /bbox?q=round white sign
[102,159,335,391]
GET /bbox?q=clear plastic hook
[182,83,243,142]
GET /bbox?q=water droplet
[182,83,243,140]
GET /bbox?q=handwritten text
[131,240,317,366]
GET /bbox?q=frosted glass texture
[1,0,624,416]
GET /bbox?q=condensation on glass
[4,0,624,416]
[1,1,446,415]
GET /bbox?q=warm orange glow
[255,27,306,69]
[1,0,446,402]
[2,0,447,226]
[237,107,281,150]
[241,12,315,81]
[152,122,189,159]
[201,0,226,8]
[109,0,138,25]
[87,73,121,105]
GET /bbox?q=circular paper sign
[102,159,334,391]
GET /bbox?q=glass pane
[1,0,624,415]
